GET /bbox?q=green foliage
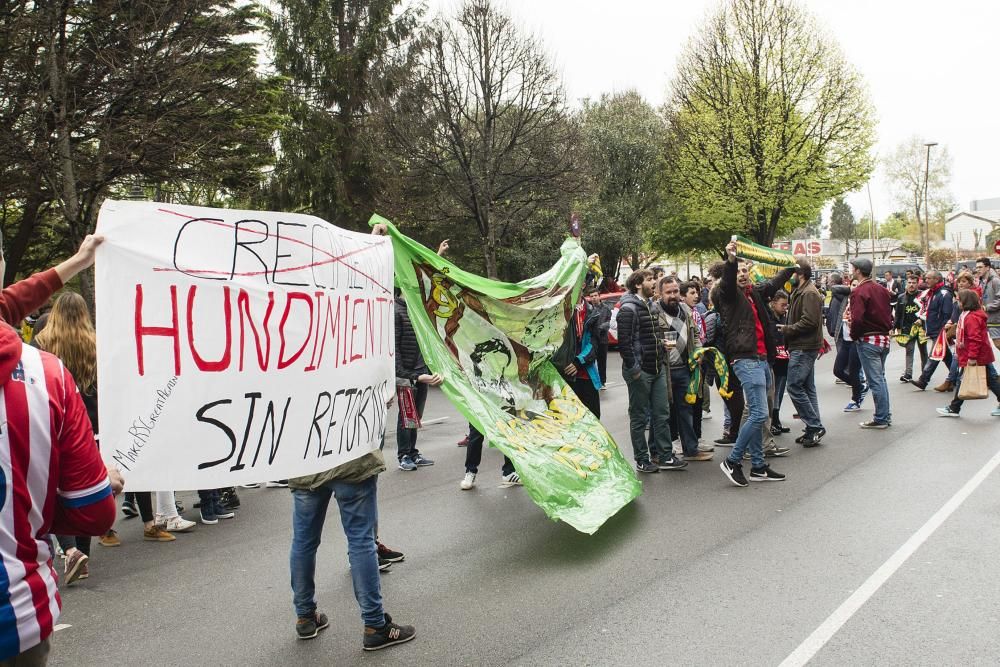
[829,198,856,241]
[263,0,422,230]
[1,0,280,291]
[578,91,669,274]
[665,0,876,247]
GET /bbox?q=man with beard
[974,257,1000,351]
[617,270,686,473]
[716,242,793,487]
[651,278,710,462]
[782,259,827,447]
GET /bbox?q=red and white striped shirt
[860,334,891,348]
[0,342,113,659]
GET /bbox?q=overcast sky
[426,0,999,229]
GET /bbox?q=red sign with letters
[994,239,1000,255]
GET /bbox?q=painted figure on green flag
[371,215,640,534]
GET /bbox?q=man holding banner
[717,240,790,486]
[288,452,417,650]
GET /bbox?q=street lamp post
[923,141,938,263]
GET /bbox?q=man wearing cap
[850,258,894,429]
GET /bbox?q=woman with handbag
[936,290,1000,418]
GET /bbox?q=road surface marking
[780,446,1000,667]
[53,624,71,632]
[422,417,449,426]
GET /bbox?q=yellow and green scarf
[686,347,734,403]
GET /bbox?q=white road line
[53,624,71,632]
[421,417,449,426]
[780,446,1000,667]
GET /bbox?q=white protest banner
[95,201,394,490]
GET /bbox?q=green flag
[732,235,796,284]
[372,215,641,534]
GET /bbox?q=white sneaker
[460,472,476,490]
[163,516,196,532]
[239,483,261,489]
[500,472,522,487]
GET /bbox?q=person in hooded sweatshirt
[0,235,123,665]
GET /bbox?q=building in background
[945,198,1000,251]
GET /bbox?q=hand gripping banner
[373,215,640,534]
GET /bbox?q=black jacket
[617,292,661,375]
[895,290,921,332]
[394,298,428,383]
[591,301,612,344]
[716,261,794,364]
[826,285,849,338]
[553,303,602,373]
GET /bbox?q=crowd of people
[602,248,1000,487]
[2,225,999,663]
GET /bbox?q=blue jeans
[668,365,699,456]
[787,350,823,430]
[624,365,672,464]
[857,342,891,424]
[946,355,961,384]
[290,476,384,627]
[728,358,769,469]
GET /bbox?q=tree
[830,197,861,257]
[879,211,919,241]
[375,0,580,278]
[1,0,278,303]
[264,0,421,230]
[664,0,875,248]
[883,136,952,259]
[578,91,669,275]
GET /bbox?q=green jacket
[288,450,386,490]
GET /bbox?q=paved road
[51,352,1000,666]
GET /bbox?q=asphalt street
[51,351,1000,666]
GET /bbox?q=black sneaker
[769,424,783,437]
[899,374,912,383]
[801,432,823,448]
[122,499,138,518]
[363,615,416,651]
[859,420,890,430]
[377,542,405,563]
[750,466,786,482]
[720,459,748,487]
[713,435,736,445]
[658,458,688,471]
[910,378,927,391]
[220,489,240,510]
[765,446,791,457]
[636,461,659,474]
[296,611,330,640]
[378,558,392,572]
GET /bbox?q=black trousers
[596,342,608,385]
[464,424,514,476]
[563,374,601,419]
